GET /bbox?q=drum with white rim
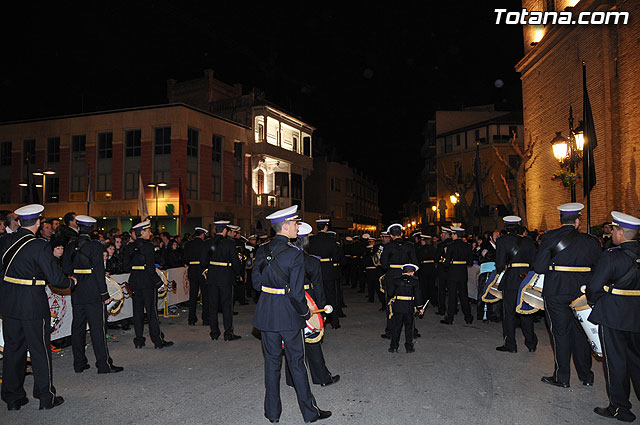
[570,294,603,357]
[105,275,124,314]
[517,272,545,313]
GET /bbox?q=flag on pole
[474,142,484,208]
[179,177,188,225]
[138,174,149,220]
[86,166,92,214]
[582,63,597,196]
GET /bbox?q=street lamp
[450,194,458,205]
[147,182,168,231]
[551,107,584,202]
[33,169,57,204]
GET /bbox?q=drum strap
[260,244,290,292]
[1,233,35,275]
[550,229,579,258]
[71,237,92,269]
[507,237,523,265]
[610,248,640,290]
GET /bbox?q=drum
[156,268,169,298]
[304,292,324,343]
[105,276,124,314]
[570,294,603,357]
[516,272,545,314]
[481,270,502,303]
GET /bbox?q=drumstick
[311,305,333,314]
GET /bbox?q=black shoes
[7,397,29,411]
[583,381,594,386]
[406,347,415,354]
[39,396,64,410]
[321,375,340,387]
[594,406,636,422]
[528,347,537,352]
[541,376,569,388]
[465,317,474,325]
[210,334,220,341]
[188,321,196,326]
[154,340,174,349]
[74,364,90,373]
[98,365,124,374]
[134,342,145,349]
[440,319,452,325]
[309,410,332,422]
[388,348,398,353]
[224,334,241,341]
[380,333,391,339]
[496,345,517,353]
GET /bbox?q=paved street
[1,286,616,425]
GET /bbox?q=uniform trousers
[132,288,163,346]
[446,278,472,321]
[188,267,209,324]
[261,330,320,422]
[599,325,640,413]
[322,279,340,327]
[365,272,377,302]
[71,302,112,372]
[437,273,447,314]
[285,341,332,385]
[209,282,233,338]
[1,317,56,408]
[544,295,593,384]
[501,287,537,350]
[390,312,414,351]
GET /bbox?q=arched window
[257,169,264,194]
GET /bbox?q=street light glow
[551,132,569,161]
[450,194,458,204]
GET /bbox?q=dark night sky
[1,1,523,221]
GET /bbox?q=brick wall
[200,145,212,201]
[223,151,234,203]
[170,138,187,200]
[112,143,123,200]
[59,147,70,202]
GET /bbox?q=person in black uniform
[201,220,242,341]
[435,227,453,316]
[252,206,331,423]
[245,234,258,301]
[184,227,209,326]
[127,220,173,349]
[477,230,501,322]
[441,226,474,325]
[228,224,248,306]
[343,236,353,288]
[363,236,379,303]
[387,264,425,353]
[494,216,538,353]
[588,211,640,422]
[416,234,437,307]
[308,218,343,329]
[62,215,123,374]
[0,204,77,410]
[380,224,417,339]
[351,236,366,293]
[375,233,389,310]
[285,222,340,387]
[533,202,601,388]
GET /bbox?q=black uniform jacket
[416,244,437,277]
[308,232,342,281]
[128,238,162,290]
[533,224,601,298]
[305,254,326,308]
[252,235,310,331]
[495,234,537,291]
[0,228,75,320]
[200,234,241,285]
[436,238,453,278]
[444,239,473,282]
[183,237,205,269]
[587,241,640,332]
[381,238,417,279]
[387,274,423,314]
[62,234,109,304]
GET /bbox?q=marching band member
[127,220,173,349]
[533,203,600,388]
[0,204,77,410]
[387,264,424,353]
[62,215,123,374]
[494,216,538,353]
[363,235,379,303]
[441,226,474,325]
[588,212,640,422]
[416,234,437,307]
[435,227,453,316]
[252,205,331,423]
[184,227,209,326]
[245,235,258,302]
[285,222,340,387]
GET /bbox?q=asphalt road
[0,286,617,425]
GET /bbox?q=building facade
[0,104,253,234]
[517,0,640,230]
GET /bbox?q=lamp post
[551,107,584,202]
[32,169,57,205]
[147,182,168,232]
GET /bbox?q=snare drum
[570,294,603,357]
[156,268,169,298]
[304,292,324,343]
[517,272,545,313]
[481,270,503,303]
[105,276,124,314]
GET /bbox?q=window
[125,130,141,157]
[188,171,198,199]
[187,128,199,157]
[303,136,311,156]
[154,127,171,155]
[0,142,11,166]
[71,175,85,193]
[212,175,221,201]
[445,136,452,153]
[257,123,264,142]
[72,135,86,161]
[212,135,223,162]
[23,139,35,164]
[257,170,264,194]
[275,172,289,197]
[125,172,139,199]
[474,129,480,141]
[97,173,112,191]
[456,134,461,146]
[292,136,298,152]
[47,137,60,163]
[98,132,113,159]
[234,179,242,204]
[46,176,59,202]
[234,142,243,166]
[291,173,302,200]
[0,179,10,203]
[330,178,341,192]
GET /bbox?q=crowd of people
[0,202,639,423]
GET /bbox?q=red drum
[304,292,324,343]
